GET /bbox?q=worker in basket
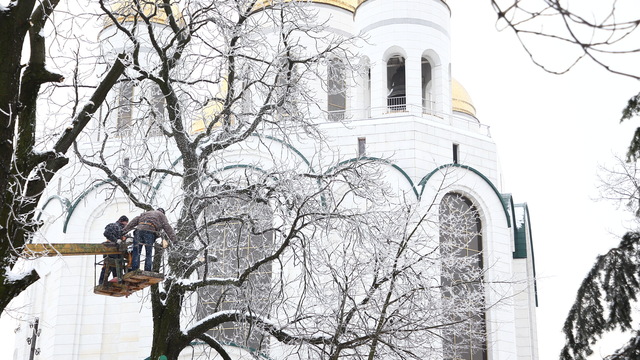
[100,215,129,284]
[121,208,176,272]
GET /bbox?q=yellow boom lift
[23,242,164,297]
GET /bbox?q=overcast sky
[449,2,640,359]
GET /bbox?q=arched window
[387,55,406,111]
[327,58,346,121]
[439,193,487,360]
[196,196,274,352]
[421,57,433,114]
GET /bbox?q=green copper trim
[63,180,113,233]
[37,195,71,222]
[252,133,313,171]
[328,156,419,199]
[515,202,538,306]
[150,156,183,201]
[219,164,267,174]
[417,163,511,228]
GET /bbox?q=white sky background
[449,1,640,359]
[2,1,640,359]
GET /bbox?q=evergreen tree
[562,156,640,359]
[560,232,640,359]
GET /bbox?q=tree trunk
[0,2,34,211]
[150,290,190,360]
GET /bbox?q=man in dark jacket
[121,208,176,272]
[100,215,129,284]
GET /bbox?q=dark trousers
[132,230,156,271]
[99,255,120,284]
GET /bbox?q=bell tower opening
[327,58,346,121]
[387,55,406,111]
[422,57,433,114]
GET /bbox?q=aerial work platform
[93,269,164,297]
[24,242,164,297]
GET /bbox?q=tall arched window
[439,193,487,360]
[387,55,406,111]
[196,196,274,352]
[327,58,346,121]
[421,57,433,113]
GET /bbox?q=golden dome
[252,0,446,16]
[451,78,476,118]
[104,0,183,28]
[253,0,356,12]
[313,0,356,11]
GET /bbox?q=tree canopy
[8,1,494,359]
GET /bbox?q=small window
[117,81,134,135]
[453,143,459,164]
[123,157,130,178]
[358,137,366,156]
[148,85,165,137]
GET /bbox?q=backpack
[103,222,122,242]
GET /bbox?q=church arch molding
[418,163,511,228]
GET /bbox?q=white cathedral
[9,0,539,359]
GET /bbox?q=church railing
[325,105,491,137]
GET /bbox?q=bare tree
[55,0,494,359]
[490,0,640,79]
[490,1,640,159]
[0,0,126,316]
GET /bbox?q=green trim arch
[255,134,313,171]
[150,155,184,201]
[327,156,419,199]
[149,134,314,199]
[501,193,517,233]
[62,178,156,233]
[417,163,511,228]
[63,180,113,233]
[217,164,268,174]
[37,195,71,222]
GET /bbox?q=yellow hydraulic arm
[24,243,124,257]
